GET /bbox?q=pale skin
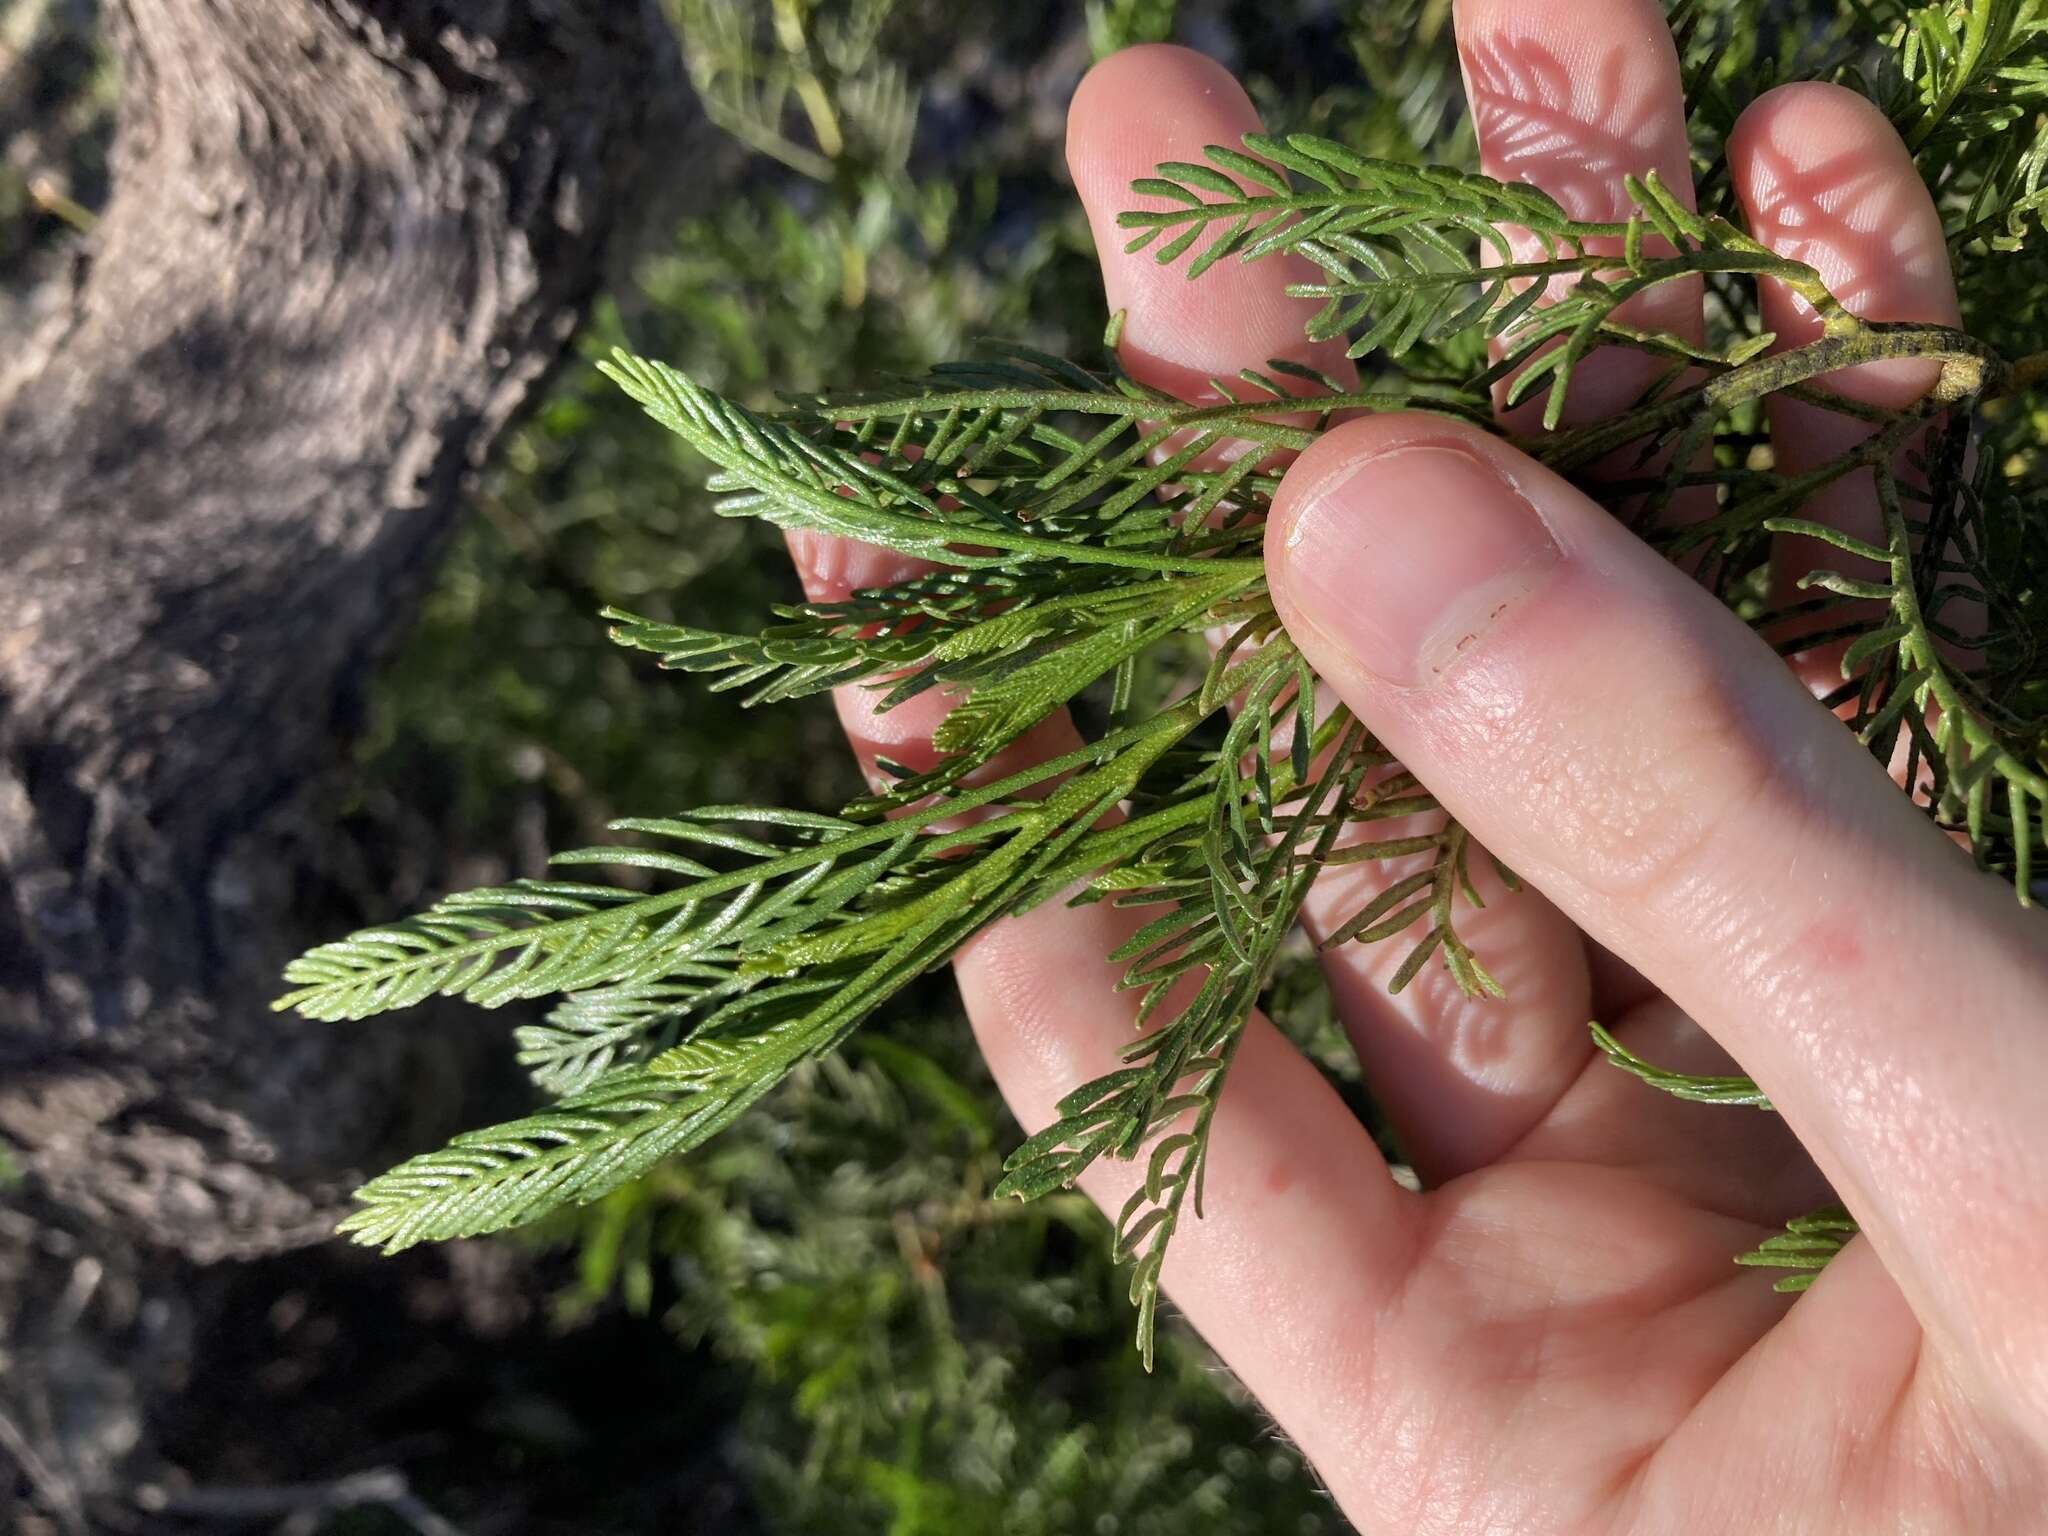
[783,3,2048,1530]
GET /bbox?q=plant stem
[1542,325,2007,470]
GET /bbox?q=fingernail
[1279,441,1563,688]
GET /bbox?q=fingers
[1455,0,1702,426]
[1510,996,1833,1225]
[1265,413,2048,1410]
[1727,84,1962,615]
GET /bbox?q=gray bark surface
[0,0,686,1518]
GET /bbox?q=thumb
[1265,414,2048,1392]
[1264,412,1933,991]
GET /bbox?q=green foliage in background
[0,0,113,310]
[319,1,2047,1529]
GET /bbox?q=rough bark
[0,0,687,1517]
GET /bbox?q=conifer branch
[290,76,2048,1350]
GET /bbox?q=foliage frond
[340,1052,809,1252]
[995,707,1380,1365]
[1734,1204,1860,1291]
[1122,135,1850,426]
[1777,417,2048,899]
[514,980,714,1096]
[1321,812,1507,997]
[1588,1022,1773,1108]
[1886,0,2048,157]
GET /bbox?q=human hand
[784,4,2048,1529]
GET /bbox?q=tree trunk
[0,0,687,1517]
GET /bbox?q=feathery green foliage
[1736,1204,1862,1291]
[1588,1023,1772,1108]
[298,0,2048,1369]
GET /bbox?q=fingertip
[1266,414,1500,591]
[1267,415,1575,693]
[1452,0,1700,425]
[1065,44,1351,389]
[1729,81,1921,201]
[1731,81,1959,406]
[1066,44,1252,198]
[1454,0,1691,221]
[1065,43,1258,267]
[1454,0,1675,60]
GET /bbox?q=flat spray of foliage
[282,1,2048,1363]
